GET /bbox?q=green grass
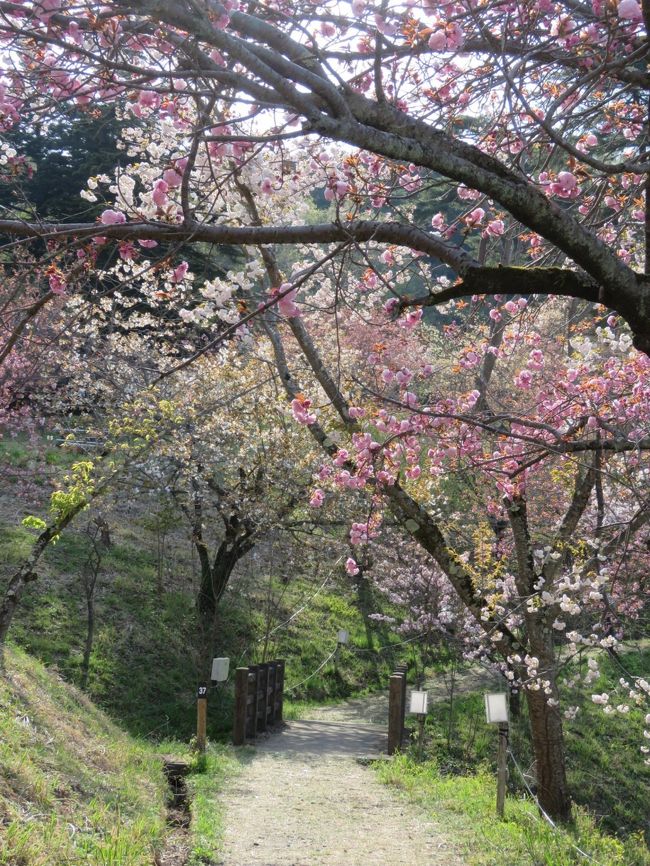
[375,756,650,866]
[381,648,650,862]
[185,745,246,865]
[563,648,650,841]
[263,581,409,702]
[0,645,169,866]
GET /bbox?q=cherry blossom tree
[0,0,648,347]
[0,0,649,823]
[279,287,650,823]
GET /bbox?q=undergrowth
[185,745,246,865]
[375,756,650,866]
[0,645,168,866]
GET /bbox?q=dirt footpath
[218,711,467,866]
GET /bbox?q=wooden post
[417,713,426,761]
[257,663,269,733]
[388,674,404,755]
[397,665,407,736]
[276,660,284,722]
[496,722,509,818]
[233,667,249,746]
[248,665,259,740]
[268,662,277,725]
[196,682,208,753]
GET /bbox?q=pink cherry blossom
[277,284,301,318]
[402,309,423,329]
[309,488,325,507]
[484,219,505,237]
[291,395,316,425]
[345,557,360,576]
[100,209,126,225]
[515,369,533,389]
[618,0,642,19]
[153,179,169,207]
[428,29,447,50]
[48,272,66,295]
[172,261,189,283]
[163,168,182,188]
[383,298,400,315]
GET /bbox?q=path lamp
[196,657,230,754]
[334,629,349,669]
[409,690,429,761]
[211,657,230,683]
[485,693,509,818]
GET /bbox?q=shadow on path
[256,719,386,758]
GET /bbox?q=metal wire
[285,647,339,693]
[507,748,607,866]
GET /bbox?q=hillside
[0,433,406,740]
[0,645,169,866]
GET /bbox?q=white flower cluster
[0,139,17,165]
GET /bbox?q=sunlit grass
[185,744,246,865]
[375,756,650,866]
[0,645,168,866]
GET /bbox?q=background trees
[0,0,648,823]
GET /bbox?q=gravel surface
[218,709,467,866]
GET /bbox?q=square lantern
[211,657,230,683]
[337,629,349,645]
[409,690,429,715]
[484,692,509,724]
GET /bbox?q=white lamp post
[211,657,230,683]
[409,690,429,760]
[484,692,509,817]
[484,692,509,724]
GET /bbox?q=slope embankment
[0,645,169,866]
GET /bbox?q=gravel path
[218,700,469,866]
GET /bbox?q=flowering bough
[0,0,648,824]
[0,0,648,353]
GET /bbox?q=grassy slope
[0,430,405,739]
[376,648,650,866]
[376,757,650,866]
[0,645,168,866]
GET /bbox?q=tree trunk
[80,589,95,690]
[197,534,252,618]
[525,686,571,822]
[0,565,38,664]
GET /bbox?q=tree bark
[196,528,254,618]
[0,565,38,659]
[525,684,571,822]
[0,504,88,666]
[80,591,95,691]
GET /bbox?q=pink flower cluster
[291,395,316,425]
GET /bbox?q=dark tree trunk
[525,686,571,822]
[0,509,84,665]
[197,535,251,617]
[0,565,38,654]
[80,593,95,690]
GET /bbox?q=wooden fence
[387,663,408,754]
[233,659,285,745]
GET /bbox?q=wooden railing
[387,663,408,754]
[233,659,285,745]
